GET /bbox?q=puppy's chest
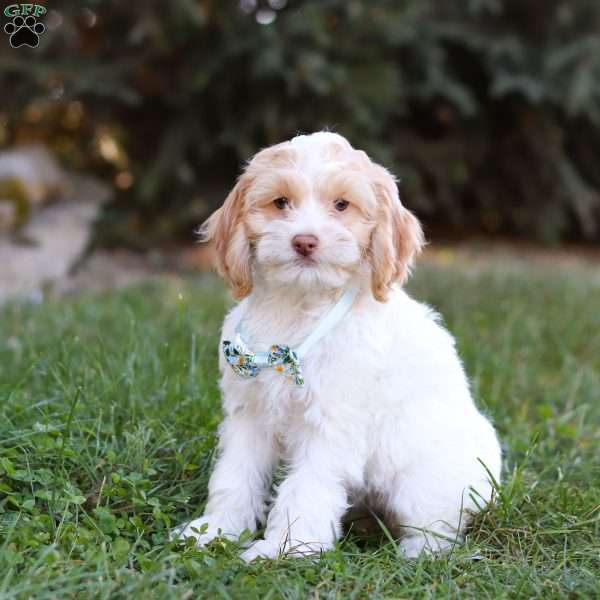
[228,331,366,427]
[239,349,324,426]
[221,298,389,428]
[252,379,307,431]
[225,325,336,429]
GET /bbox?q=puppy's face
[201,132,423,301]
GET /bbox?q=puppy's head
[200,132,424,301]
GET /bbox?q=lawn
[1,263,599,599]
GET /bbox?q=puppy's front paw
[240,538,329,562]
[171,516,227,547]
[240,539,281,562]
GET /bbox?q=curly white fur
[174,132,501,561]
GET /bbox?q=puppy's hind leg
[384,459,491,559]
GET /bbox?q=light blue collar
[222,287,359,385]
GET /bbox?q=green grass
[1,264,599,599]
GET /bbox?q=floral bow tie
[222,287,358,388]
[223,334,304,386]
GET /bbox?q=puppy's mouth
[294,256,318,267]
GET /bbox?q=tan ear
[198,177,253,299]
[369,166,424,302]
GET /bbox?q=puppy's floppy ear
[198,175,253,299]
[369,165,424,302]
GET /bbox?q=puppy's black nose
[292,234,319,257]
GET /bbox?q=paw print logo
[4,15,45,48]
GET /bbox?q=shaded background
[1,0,600,297]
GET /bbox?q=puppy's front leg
[173,410,276,546]
[241,438,348,561]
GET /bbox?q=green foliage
[1,0,600,243]
[1,265,599,598]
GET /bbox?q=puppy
[175,132,501,560]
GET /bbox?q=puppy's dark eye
[334,198,349,212]
[273,197,289,210]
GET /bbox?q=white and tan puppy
[175,132,501,560]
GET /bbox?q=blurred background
[1,0,599,301]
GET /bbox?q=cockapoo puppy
[174,132,501,561]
